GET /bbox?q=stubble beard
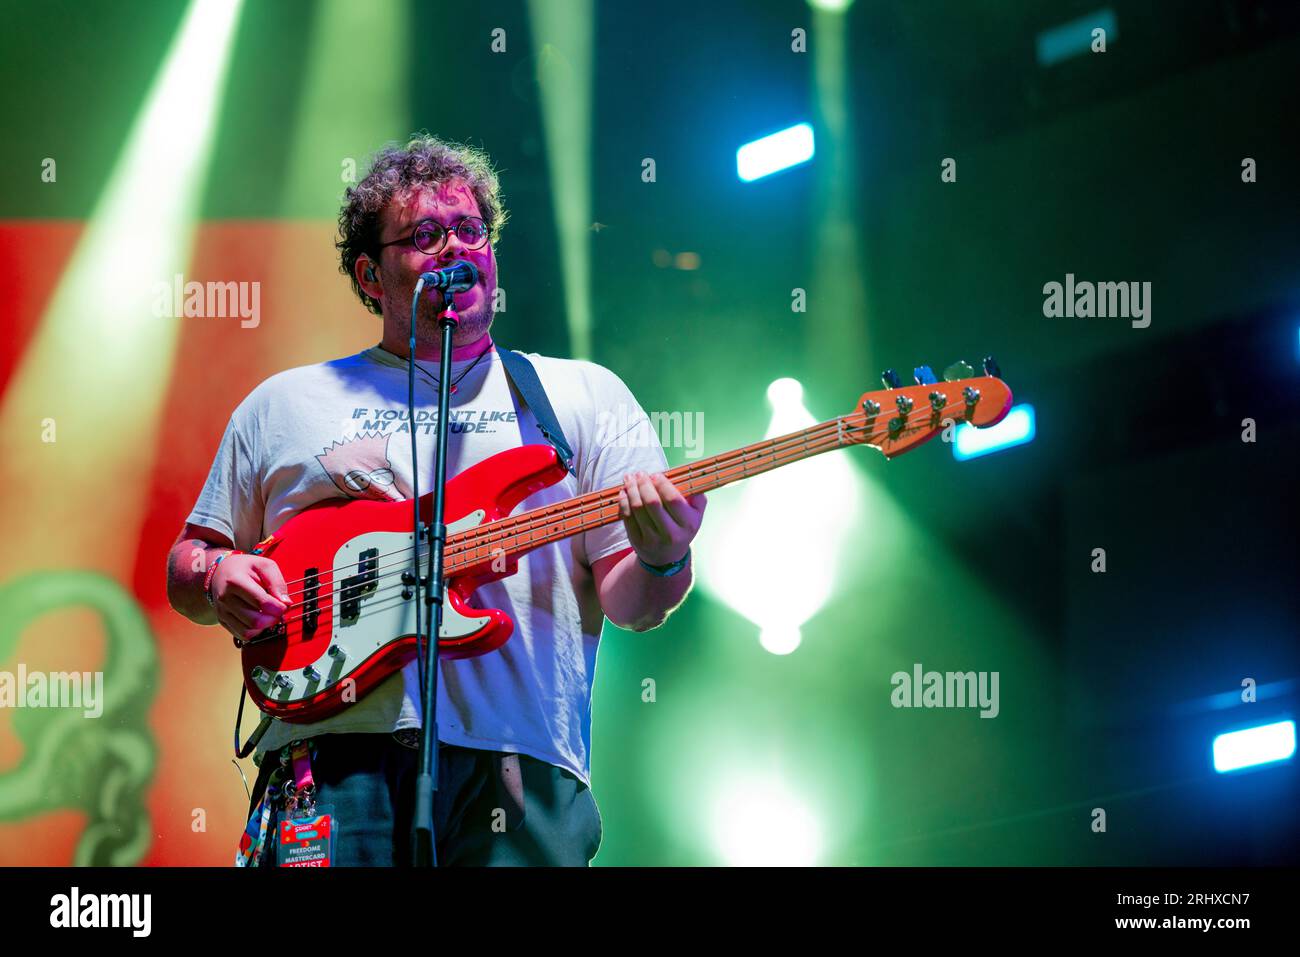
[388,280,495,351]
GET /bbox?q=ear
[356,255,381,298]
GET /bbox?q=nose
[437,230,467,263]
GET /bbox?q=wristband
[638,547,691,578]
[204,549,244,607]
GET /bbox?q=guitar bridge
[245,620,286,646]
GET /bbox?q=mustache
[412,284,487,317]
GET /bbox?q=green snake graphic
[0,571,158,866]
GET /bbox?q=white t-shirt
[186,342,668,784]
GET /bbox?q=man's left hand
[618,471,707,567]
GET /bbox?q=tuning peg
[913,365,937,385]
[881,368,901,389]
[982,355,1001,378]
[943,360,974,382]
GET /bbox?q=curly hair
[336,133,509,315]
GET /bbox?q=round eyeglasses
[374,216,492,256]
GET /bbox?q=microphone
[419,260,479,292]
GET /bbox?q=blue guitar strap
[495,346,577,478]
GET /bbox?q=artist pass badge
[278,806,335,867]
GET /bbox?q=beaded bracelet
[204,549,244,607]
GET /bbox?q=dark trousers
[246,733,602,866]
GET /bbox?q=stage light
[711,776,823,865]
[953,403,1036,461]
[759,625,801,657]
[1036,8,1117,67]
[1212,720,1296,773]
[694,378,860,655]
[737,124,815,182]
[766,376,802,408]
[807,0,855,11]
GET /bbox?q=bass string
[253,394,977,631]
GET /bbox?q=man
[166,134,706,866]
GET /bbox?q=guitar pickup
[338,547,379,624]
[302,567,320,636]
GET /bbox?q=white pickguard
[251,509,491,705]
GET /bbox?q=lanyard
[235,738,316,867]
[284,739,317,815]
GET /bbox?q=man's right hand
[210,553,292,642]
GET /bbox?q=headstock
[839,356,1013,459]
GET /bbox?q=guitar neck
[446,415,856,570]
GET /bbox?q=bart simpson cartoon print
[315,431,413,501]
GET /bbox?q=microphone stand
[408,278,460,867]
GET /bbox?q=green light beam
[0,0,245,578]
[525,0,594,358]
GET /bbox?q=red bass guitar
[240,363,1013,723]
